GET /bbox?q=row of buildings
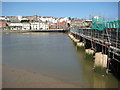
[8,22,49,30]
[0,16,72,30]
[0,15,93,31]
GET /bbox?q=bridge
[68,17,120,79]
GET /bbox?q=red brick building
[0,21,7,30]
[49,24,57,29]
[48,21,68,30]
[56,21,67,29]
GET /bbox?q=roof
[85,20,92,22]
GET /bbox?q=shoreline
[2,64,80,88]
[0,30,68,33]
[0,30,29,33]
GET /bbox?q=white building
[30,22,49,30]
[9,23,22,30]
[9,22,30,30]
[17,16,28,21]
[39,17,58,24]
[8,22,49,30]
[22,23,30,30]
[40,23,49,30]
[0,16,10,21]
[39,17,71,24]
[30,22,39,30]
[59,17,71,23]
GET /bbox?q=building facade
[8,23,22,30]
[30,22,49,30]
[22,23,30,30]
[9,23,30,30]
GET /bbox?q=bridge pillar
[94,52,108,68]
[68,33,79,43]
[73,38,80,43]
[83,39,95,55]
[109,53,120,79]
[77,42,84,47]
[85,49,94,55]
[79,36,83,42]
[95,44,102,52]
[68,33,74,40]
[84,39,92,49]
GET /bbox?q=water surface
[2,33,119,88]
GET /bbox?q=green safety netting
[92,16,105,31]
[105,20,120,31]
[105,20,118,28]
[92,16,120,31]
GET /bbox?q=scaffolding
[70,16,120,60]
[70,16,120,77]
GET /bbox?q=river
[2,32,119,88]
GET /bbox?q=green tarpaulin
[92,16,120,31]
[92,16,105,31]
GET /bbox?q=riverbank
[2,64,80,88]
[0,30,68,33]
[0,30,29,33]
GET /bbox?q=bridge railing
[70,26,120,53]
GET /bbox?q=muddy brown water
[2,32,120,88]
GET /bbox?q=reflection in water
[76,47,119,88]
[2,33,119,88]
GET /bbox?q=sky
[2,2,118,19]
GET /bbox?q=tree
[45,20,48,24]
[67,23,70,27]
[68,17,71,20]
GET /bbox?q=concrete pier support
[68,33,74,40]
[68,33,79,43]
[77,42,84,47]
[73,38,80,43]
[85,49,94,55]
[94,52,108,68]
